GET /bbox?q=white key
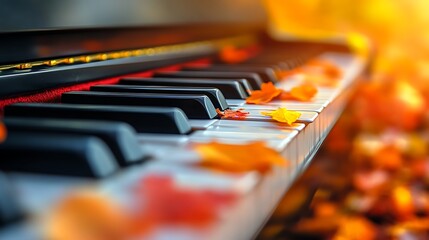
[243,109,318,123]
[208,121,305,165]
[189,119,219,130]
[234,103,324,113]
[226,99,246,106]
[189,130,297,153]
[137,133,189,145]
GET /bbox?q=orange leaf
[304,74,339,87]
[278,82,318,101]
[392,186,415,220]
[333,216,377,240]
[261,107,301,125]
[193,141,287,174]
[216,108,249,120]
[306,59,343,79]
[246,82,283,104]
[46,192,129,240]
[296,59,343,87]
[219,45,250,64]
[0,122,6,143]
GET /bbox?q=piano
[0,1,366,239]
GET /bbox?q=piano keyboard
[0,48,365,240]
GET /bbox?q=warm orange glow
[259,0,429,238]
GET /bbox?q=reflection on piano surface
[0,1,366,239]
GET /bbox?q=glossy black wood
[120,77,248,99]
[5,103,192,134]
[62,91,218,119]
[91,85,229,110]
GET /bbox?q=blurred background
[2,0,429,239]
[259,0,429,239]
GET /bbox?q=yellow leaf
[261,107,301,125]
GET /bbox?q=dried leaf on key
[0,122,6,143]
[246,82,318,104]
[216,108,249,120]
[246,82,283,104]
[279,82,319,101]
[277,59,343,87]
[193,141,287,173]
[261,107,302,125]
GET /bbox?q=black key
[0,133,119,178]
[120,78,247,99]
[62,91,218,120]
[182,65,278,83]
[154,71,259,90]
[91,85,229,110]
[0,172,23,228]
[5,103,191,134]
[4,118,148,167]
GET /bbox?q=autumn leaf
[304,74,340,87]
[216,108,249,120]
[306,59,343,79]
[0,122,6,143]
[133,175,237,227]
[46,192,129,240]
[246,82,283,104]
[279,82,318,101]
[392,186,415,220]
[219,45,251,64]
[261,107,301,125]
[193,141,287,173]
[333,216,377,240]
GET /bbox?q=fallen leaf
[46,192,129,240]
[216,108,249,120]
[306,59,343,79]
[333,216,377,240]
[246,82,283,104]
[261,107,301,125]
[219,45,251,64]
[392,186,415,220]
[134,175,237,226]
[279,82,318,101]
[193,141,287,173]
[0,122,6,143]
